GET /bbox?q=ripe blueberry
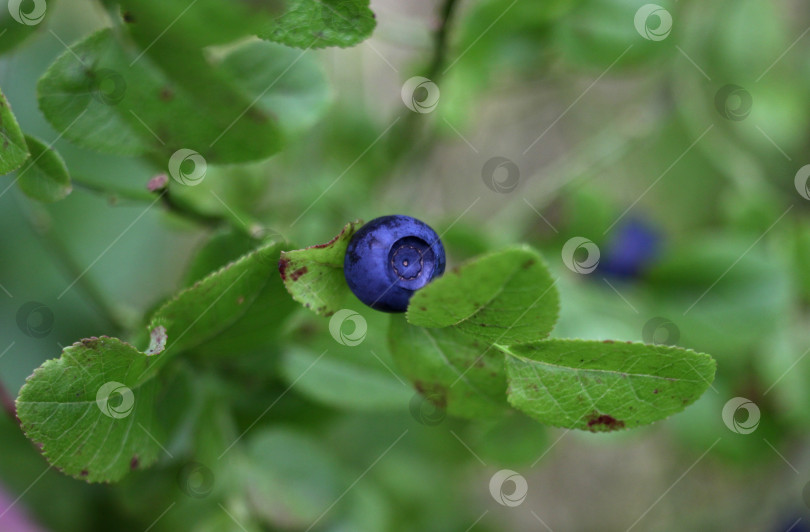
[344,215,446,312]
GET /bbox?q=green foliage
[37,29,283,163]
[16,240,287,481]
[288,228,716,432]
[4,0,799,529]
[6,0,381,488]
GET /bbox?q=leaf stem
[71,175,155,203]
[73,175,263,239]
[159,188,222,229]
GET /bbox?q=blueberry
[344,215,446,312]
[599,218,660,279]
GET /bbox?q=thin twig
[389,0,463,159]
[427,0,462,80]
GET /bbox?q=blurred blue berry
[599,219,661,278]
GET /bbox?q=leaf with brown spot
[388,315,508,418]
[16,337,162,483]
[279,220,362,317]
[500,339,716,431]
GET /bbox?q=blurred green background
[2,0,810,530]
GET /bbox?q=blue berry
[599,218,660,279]
[344,215,446,312]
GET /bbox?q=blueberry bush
[1,0,808,531]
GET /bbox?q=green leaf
[16,337,161,482]
[175,230,295,359]
[406,246,560,345]
[220,40,331,138]
[148,240,283,357]
[196,261,295,358]
[388,315,507,418]
[279,220,362,316]
[0,88,29,175]
[114,0,284,49]
[258,0,376,49]
[16,135,72,202]
[280,345,412,411]
[500,339,716,432]
[243,428,344,529]
[37,28,282,163]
